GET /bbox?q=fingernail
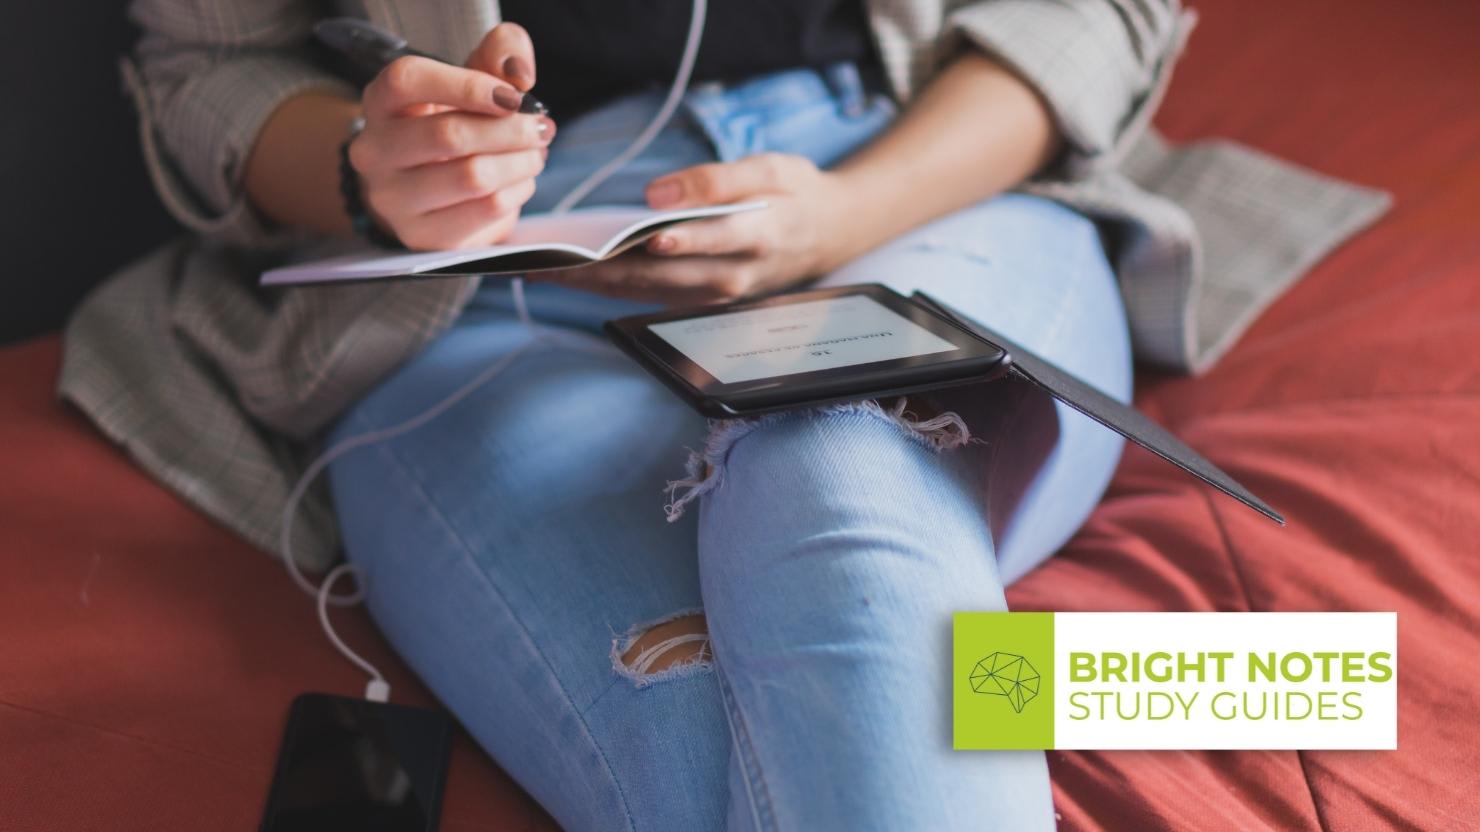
[647,181,681,207]
[501,56,534,89]
[535,116,556,145]
[518,93,549,116]
[650,234,676,252]
[492,86,523,112]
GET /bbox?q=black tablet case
[910,291,1283,525]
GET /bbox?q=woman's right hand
[351,31,552,250]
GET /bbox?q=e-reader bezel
[604,284,1011,418]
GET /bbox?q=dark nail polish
[518,93,548,116]
[492,86,523,112]
[501,56,534,89]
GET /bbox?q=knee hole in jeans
[613,610,712,687]
[662,397,978,522]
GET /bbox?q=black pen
[314,18,548,116]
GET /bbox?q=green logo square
[953,612,1055,750]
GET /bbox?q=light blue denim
[327,63,1132,831]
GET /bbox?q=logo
[954,613,1056,749]
[969,652,1041,713]
[953,612,1397,751]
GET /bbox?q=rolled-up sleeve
[123,0,356,246]
[948,0,1189,170]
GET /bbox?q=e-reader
[604,284,1012,418]
[605,283,1283,524]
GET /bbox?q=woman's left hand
[547,153,860,305]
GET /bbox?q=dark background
[0,3,179,346]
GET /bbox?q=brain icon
[969,652,1040,713]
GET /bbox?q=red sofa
[3,0,1476,828]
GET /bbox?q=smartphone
[259,692,454,832]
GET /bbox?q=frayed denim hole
[610,608,713,689]
[662,397,980,522]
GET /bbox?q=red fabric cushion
[2,0,1477,828]
[1004,0,1480,827]
[0,339,557,831]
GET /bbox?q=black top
[500,0,878,119]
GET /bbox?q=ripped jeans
[328,63,1131,832]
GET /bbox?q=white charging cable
[283,0,710,703]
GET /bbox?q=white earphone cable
[550,0,708,213]
[283,0,709,702]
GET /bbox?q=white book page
[501,207,669,251]
[260,201,765,285]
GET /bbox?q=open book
[261,201,766,286]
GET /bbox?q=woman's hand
[548,153,860,305]
[543,51,1059,306]
[351,24,554,250]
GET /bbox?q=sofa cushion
[1005,0,1480,826]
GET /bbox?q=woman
[62,1,1387,829]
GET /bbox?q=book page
[503,208,671,251]
[260,201,765,285]
[505,202,766,256]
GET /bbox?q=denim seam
[581,673,626,718]
[357,424,640,832]
[715,658,780,832]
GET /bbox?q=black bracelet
[339,117,403,249]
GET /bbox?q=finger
[465,22,537,92]
[359,111,554,169]
[645,213,765,257]
[381,150,545,214]
[364,56,527,119]
[399,179,536,250]
[645,153,803,208]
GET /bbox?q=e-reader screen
[645,294,960,384]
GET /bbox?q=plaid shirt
[60,0,1390,570]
